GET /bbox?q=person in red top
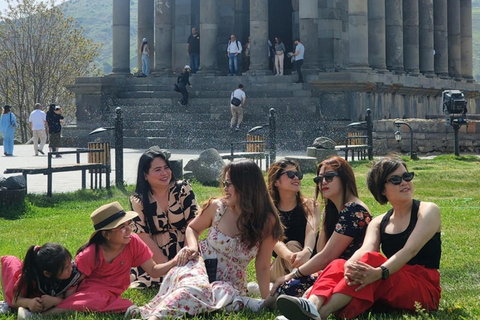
[1,243,81,318]
[36,202,179,318]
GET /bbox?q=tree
[0,0,100,142]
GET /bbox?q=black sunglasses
[281,170,303,180]
[222,180,232,188]
[386,172,415,185]
[313,172,339,184]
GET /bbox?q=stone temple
[66,0,480,153]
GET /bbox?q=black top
[177,72,191,86]
[187,33,200,54]
[36,264,82,296]
[274,205,315,257]
[380,199,441,269]
[46,111,64,134]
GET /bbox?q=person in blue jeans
[187,27,200,74]
[226,34,242,76]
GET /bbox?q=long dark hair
[132,146,175,206]
[14,243,72,301]
[76,231,107,265]
[220,160,283,248]
[267,159,309,219]
[314,156,358,240]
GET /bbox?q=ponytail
[14,246,38,301]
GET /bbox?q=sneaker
[275,316,289,320]
[0,301,11,314]
[17,307,35,320]
[124,305,140,319]
[55,154,62,158]
[235,126,240,131]
[294,81,303,84]
[276,295,321,320]
[38,150,44,155]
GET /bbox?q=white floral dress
[138,202,259,319]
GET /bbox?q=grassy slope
[0,156,479,319]
[60,0,480,79]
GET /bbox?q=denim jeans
[294,59,303,82]
[142,54,150,75]
[190,53,199,74]
[229,53,239,75]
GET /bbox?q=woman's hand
[176,246,198,266]
[291,249,310,268]
[344,261,381,291]
[270,272,295,295]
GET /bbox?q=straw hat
[90,202,138,238]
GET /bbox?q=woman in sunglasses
[267,156,371,310]
[266,160,321,283]
[276,156,441,320]
[135,160,283,319]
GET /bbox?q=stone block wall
[373,119,480,155]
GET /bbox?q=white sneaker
[275,316,289,320]
[0,301,11,314]
[276,295,321,320]
[17,307,36,320]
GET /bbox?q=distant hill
[61,0,480,79]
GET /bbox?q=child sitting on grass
[1,243,82,318]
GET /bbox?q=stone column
[368,0,386,71]
[298,0,319,70]
[111,0,130,74]
[460,0,473,80]
[138,0,154,73]
[385,0,403,73]
[154,0,173,74]
[347,0,369,70]
[447,0,461,78]
[419,0,434,76]
[434,0,448,76]
[200,0,217,74]
[249,0,269,73]
[403,0,419,74]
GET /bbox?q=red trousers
[307,252,441,319]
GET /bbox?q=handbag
[204,258,218,283]
[173,83,180,92]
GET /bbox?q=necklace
[279,208,295,223]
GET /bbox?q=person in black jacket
[46,104,64,157]
[177,65,192,106]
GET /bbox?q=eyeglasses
[222,180,232,188]
[313,172,339,184]
[113,221,135,233]
[280,170,303,180]
[386,172,415,185]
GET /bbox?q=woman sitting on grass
[266,156,371,309]
[136,160,283,319]
[130,147,198,288]
[276,156,442,320]
[40,201,178,318]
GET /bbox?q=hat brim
[89,210,138,239]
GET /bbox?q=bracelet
[305,246,313,255]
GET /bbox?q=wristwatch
[292,268,300,278]
[380,265,390,280]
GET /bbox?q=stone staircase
[64,74,353,151]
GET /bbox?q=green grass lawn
[1,155,479,319]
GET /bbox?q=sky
[0,0,65,15]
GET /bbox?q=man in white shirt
[291,38,305,83]
[29,103,47,156]
[230,84,246,130]
[226,34,242,76]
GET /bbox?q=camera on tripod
[442,90,467,125]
